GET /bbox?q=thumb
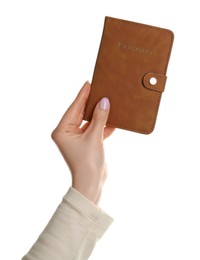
[87,97,110,138]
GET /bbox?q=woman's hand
[51,81,115,205]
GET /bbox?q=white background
[0,0,200,259]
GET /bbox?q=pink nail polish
[99,97,110,110]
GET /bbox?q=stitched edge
[84,114,159,134]
[105,109,160,134]
[106,16,174,37]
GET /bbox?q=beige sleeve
[22,187,113,260]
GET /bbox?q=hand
[51,81,115,205]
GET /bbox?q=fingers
[86,97,110,140]
[57,81,91,127]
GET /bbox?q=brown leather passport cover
[84,17,174,134]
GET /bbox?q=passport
[84,17,174,134]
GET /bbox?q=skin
[51,81,115,205]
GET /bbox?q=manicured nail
[99,97,110,110]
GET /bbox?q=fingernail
[99,97,110,110]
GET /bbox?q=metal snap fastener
[149,77,157,85]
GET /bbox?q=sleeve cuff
[63,187,113,230]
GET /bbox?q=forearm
[22,187,113,260]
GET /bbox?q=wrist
[72,182,103,205]
[71,165,107,205]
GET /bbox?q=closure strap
[143,72,167,92]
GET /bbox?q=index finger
[57,81,91,127]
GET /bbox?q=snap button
[143,72,167,92]
[149,77,157,85]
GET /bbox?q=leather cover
[84,17,174,134]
